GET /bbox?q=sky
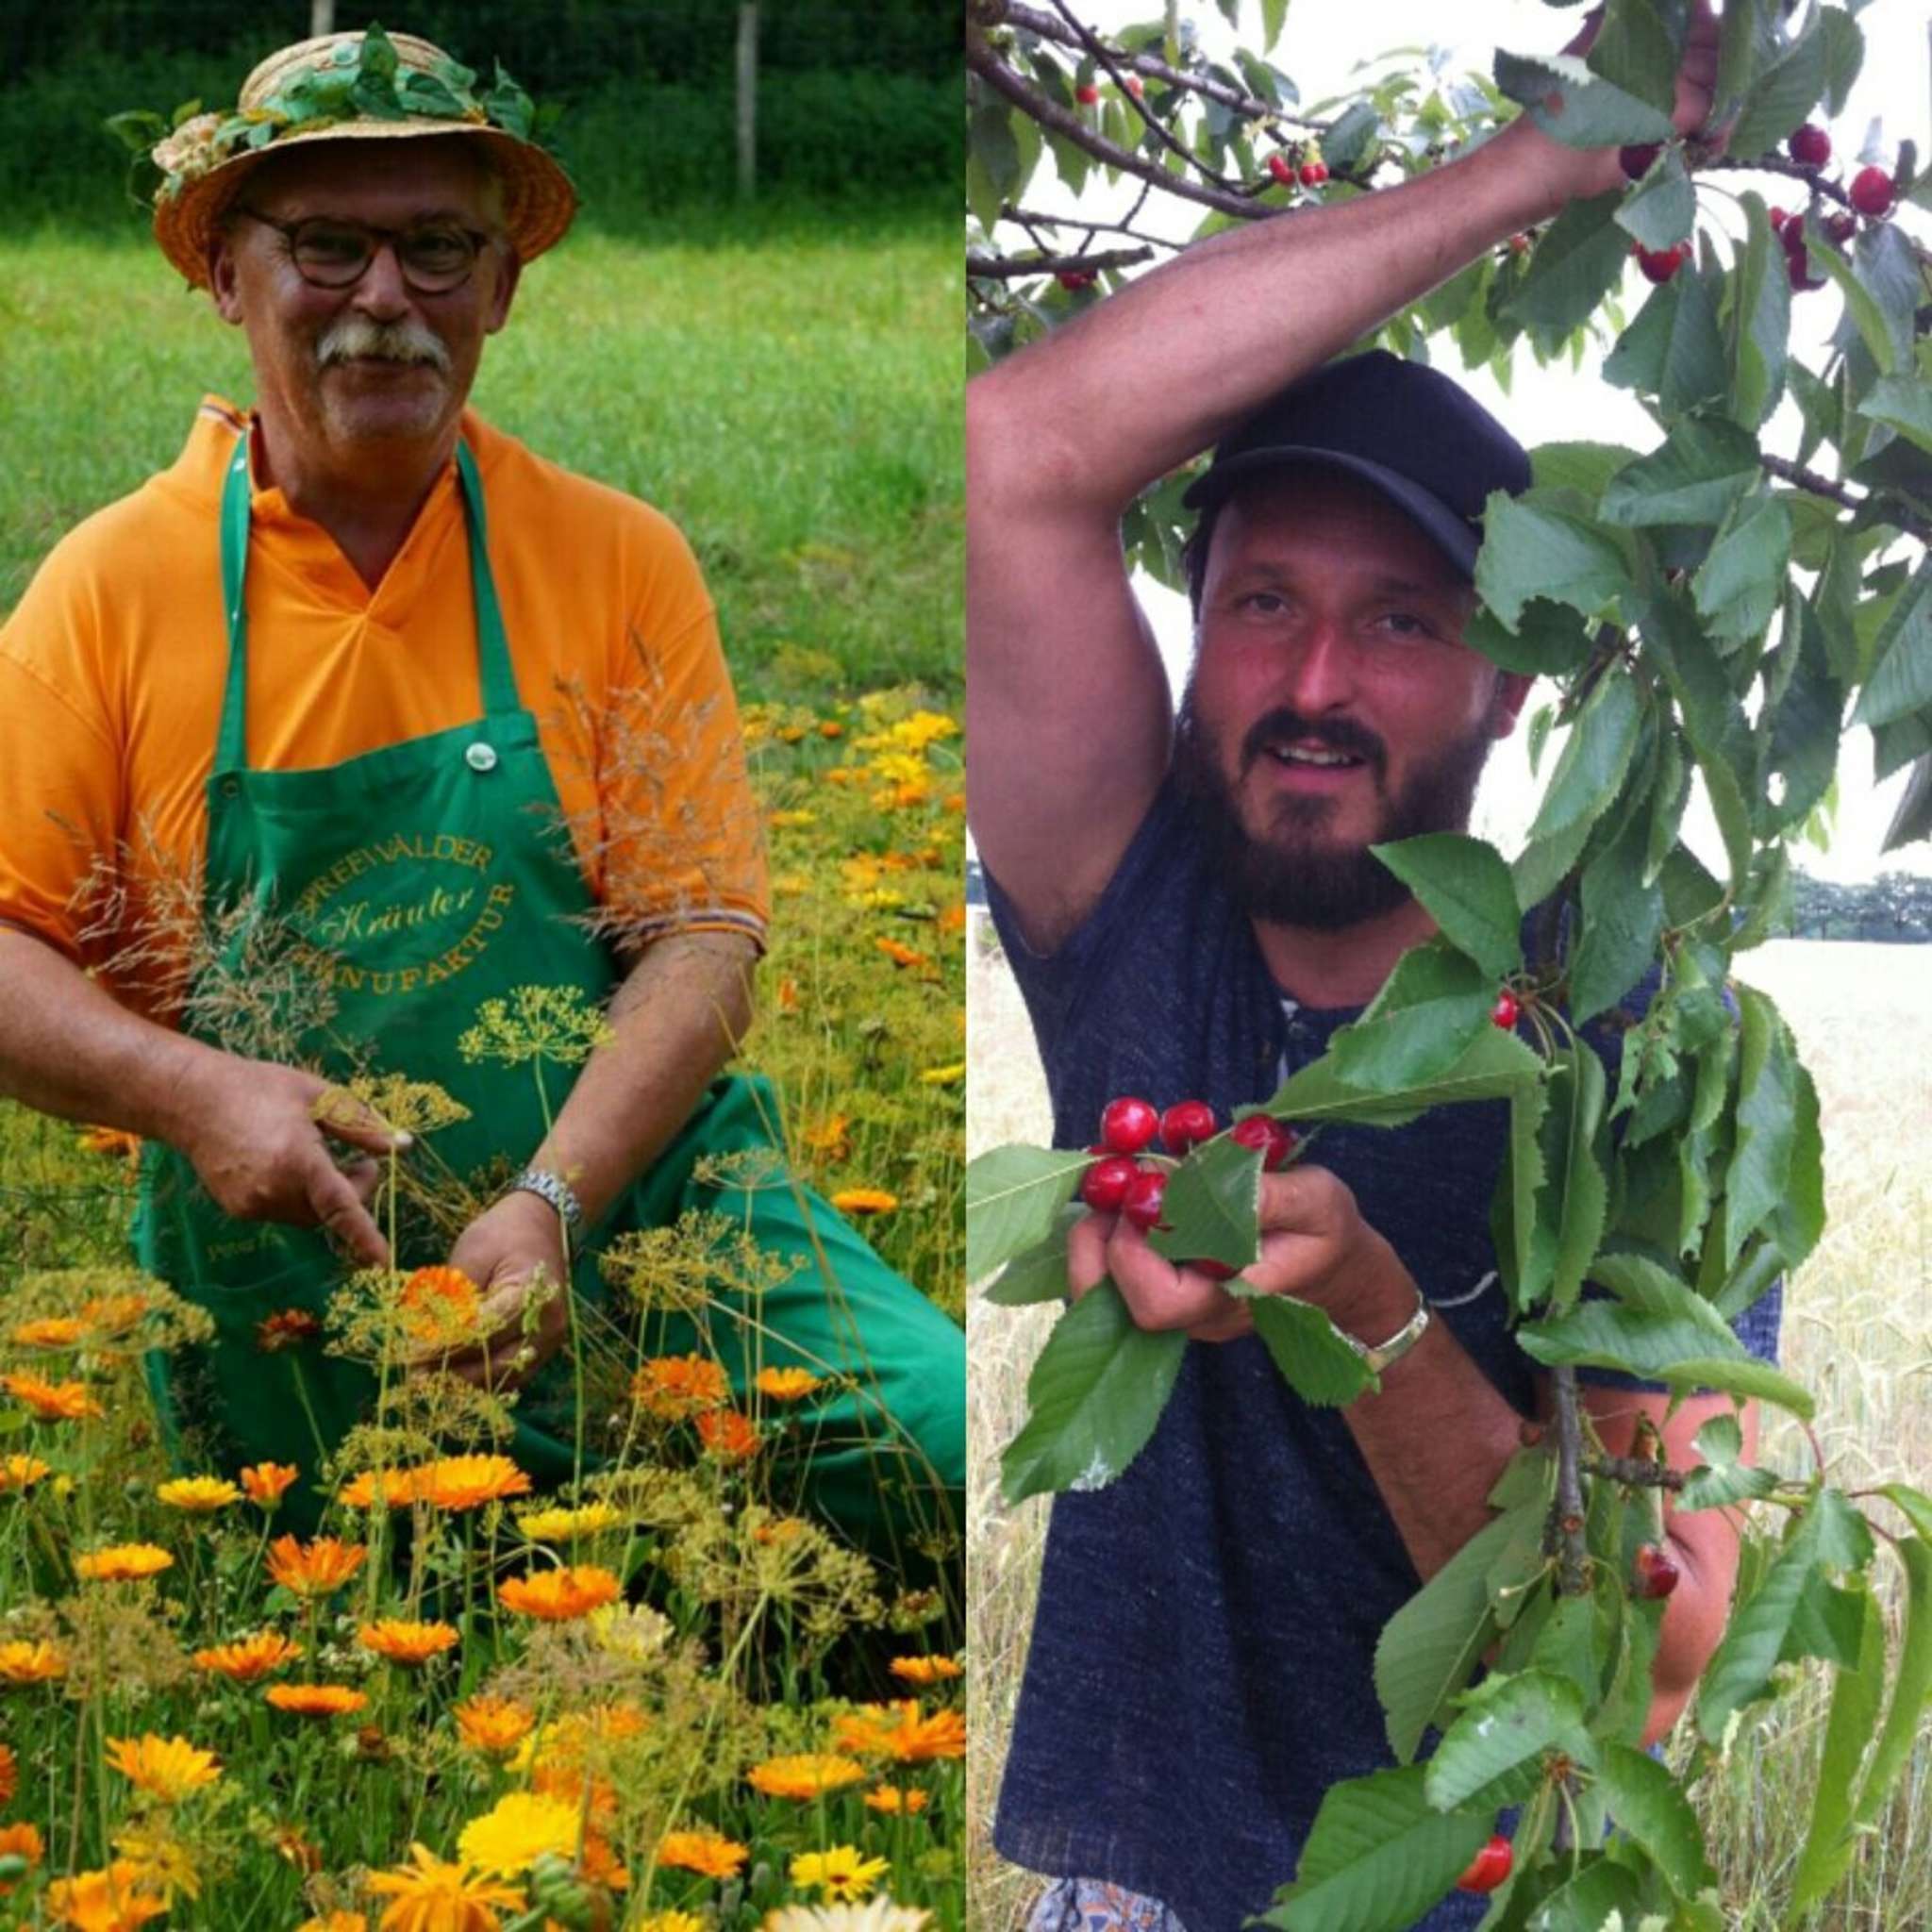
[992,0,1930,881]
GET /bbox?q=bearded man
[966,5,1779,1925]
[0,28,963,1563]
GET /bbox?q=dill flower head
[458,984,613,1068]
[790,1846,890,1905]
[77,1291,153,1340]
[45,1860,169,1929]
[863,1786,929,1815]
[497,1566,622,1622]
[358,1620,459,1667]
[156,1475,241,1513]
[105,1734,221,1802]
[397,1265,483,1347]
[458,1790,580,1876]
[75,1543,174,1582]
[762,1904,931,1932]
[11,1317,85,1348]
[265,1683,368,1718]
[0,1639,67,1683]
[192,1632,302,1683]
[657,1828,748,1880]
[630,1354,730,1419]
[695,1407,760,1461]
[366,1842,526,1930]
[339,1468,417,1510]
[887,1655,962,1686]
[239,1461,299,1507]
[515,1501,623,1543]
[410,1455,533,1512]
[755,1365,824,1401]
[586,1601,672,1666]
[3,1373,103,1422]
[746,1753,867,1801]
[0,1456,52,1493]
[829,1189,897,1217]
[266,1535,367,1596]
[454,1694,536,1757]
[255,1307,323,1352]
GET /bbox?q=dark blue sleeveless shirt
[986,775,1783,1932]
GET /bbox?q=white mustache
[315,317,450,373]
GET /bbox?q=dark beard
[1171,688,1500,931]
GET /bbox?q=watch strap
[509,1166,584,1241]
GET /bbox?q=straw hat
[149,27,575,288]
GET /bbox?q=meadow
[0,216,964,1930]
[967,924,1932,1932]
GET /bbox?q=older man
[0,28,962,1559]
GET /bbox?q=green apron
[133,434,963,1560]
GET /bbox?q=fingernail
[391,1132,414,1149]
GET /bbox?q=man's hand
[174,1058,406,1267]
[1070,1166,1418,1348]
[430,1190,571,1391]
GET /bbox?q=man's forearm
[527,930,758,1229]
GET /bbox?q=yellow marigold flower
[192,1631,302,1683]
[755,1366,824,1401]
[0,1455,52,1492]
[11,1318,84,1348]
[0,1640,68,1683]
[112,1823,203,1904]
[397,1265,483,1346]
[339,1468,417,1509]
[296,1915,367,1932]
[497,1564,622,1622]
[515,1501,623,1542]
[458,1790,579,1876]
[239,1461,299,1506]
[0,1819,44,1889]
[803,1112,851,1158]
[105,1733,221,1802]
[769,808,818,827]
[918,1062,965,1087]
[408,1454,533,1512]
[255,1307,323,1352]
[830,1189,897,1217]
[630,1353,730,1419]
[588,1601,672,1665]
[791,1845,890,1905]
[639,1915,704,1932]
[156,1475,242,1513]
[265,1683,368,1718]
[657,1828,749,1879]
[358,1620,459,1666]
[267,1535,366,1596]
[45,1860,167,1929]
[75,1543,173,1582]
[696,1407,760,1461]
[864,1785,929,1815]
[3,1373,103,1422]
[366,1842,525,1930]
[753,1515,809,1546]
[746,1753,867,1800]
[454,1693,536,1757]
[836,1703,967,1764]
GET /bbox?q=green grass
[0,214,960,697]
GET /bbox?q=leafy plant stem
[1552,1363,1590,1596]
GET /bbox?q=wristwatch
[508,1167,585,1243]
[1341,1284,1431,1378]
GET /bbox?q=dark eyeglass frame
[230,208,499,293]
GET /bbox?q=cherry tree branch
[1549,1365,1591,1596]
[968,246,1156,278]
[1005,205,1179,251]
[1761,454,1932,545]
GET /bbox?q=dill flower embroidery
[454,1693,536,1757]
[790,1846,890,1905]
[0,1455,52,1492]
[410,1454,533,1511]
[358,1620,459,1666]
[887,1656,962,1686]
[192,1632,302,1682]
[265,1683,368,1718]
[656,1828,749,1879]
[239,1461,299,1506]
[829,1189,897,1217]
[864,1786,929,1814]
[397,1265,483,1346]
[458,984,613,1067]
[458,1790,580,1875]
[75,1543,174,1582]
[255,1307,323,1352]
[44,1860,168,1930]
[105,1734,222,1802]
[0,1640,68,1684]
[755,1366,824,1401]
[11,1317,84,1348]
[365,1843,525,1929]
[3,1373,103,1422]
[630,1354,730,1419]
[746,1753,867,1801]
[267,1535,367,1596]
[515,1501,623,1543]
[695,1407,760,1461]
[497,1565,622,1622]
[156,1475,242,1513]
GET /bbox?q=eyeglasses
[232,208,496,293]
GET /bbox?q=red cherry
[1160,1100,1218,1155]
[1633,242,1687,285]
[1824,211,1857,245]
[1634,1542,1682,1600]
[1491,991,1521,1030]
[1618,142,1660,180]
[1788,124,1832,167]
[1230,1115,1297,1172]
[1787,247,1824,291]
[1099,1096,1160,1156]
[1189,1258,1238,1281]
[1297,161,1321,186]
[1767,206,1790,233]
[1507,231,1531,255]
[1124,74,1144,99]
[1056,270,1097,292]
[1080,1155,1141,1215]
[1848,164,1894,217]
[1074,83,1100,106]
[1455,1835,1513,1894]
[1267,154,1295,186]
[1121,1168,1169,1232]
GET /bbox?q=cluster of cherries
[1074,74,1145,105]
[1267,151,1331,188]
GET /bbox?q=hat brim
[1180,445,1480,578]
[153,121,576,289]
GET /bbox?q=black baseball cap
[1180,349,1532,581]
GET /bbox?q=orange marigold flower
[358,1619,459,1666]
[755,1365,824,1401]
[864,1784,930,1814]
[11,1318,84,1348]
[874,938,929,970]
[0,1455,52,1493]
[0,1741,14,1804]
[192,1631,303,1683]
[629,1354,730,1419]
[656,1828,749,1879]
[888,1655,962,1686]
[267,1535,367,1596]
[105,1733,222,1801]
[255,1307,322,1352]
[837,1702,967,1764]
[156,1475,242,1512]
[820,719,845,739]
[830,1189,898,1217]
[453,1693,536,1757]
[409,1454,533,1511]
[75,1543,173,1582]
[0,1640,68,1683]
[78,1125,142,1162]
[77,1293,150,1339]
[339,1467,417,1510]
[0,1819,44,1890]
[239,1461,299,1507]
[265,1683,368,1718]
[746,1752,867,1800]
[295,1913,364,1932]
[695,1407,759,1461]
[752,1515,809,1546]
[397,1265,483,1347]
[365,1843,525,1930]
[497,1565,622,1622]
[45,1860,167,1929]
[3,1373,103,1422]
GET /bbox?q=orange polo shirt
[0,397,768,1019]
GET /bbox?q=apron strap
[214,431,521,776]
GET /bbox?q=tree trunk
[310,0,337,38]
[736,4,758,203]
